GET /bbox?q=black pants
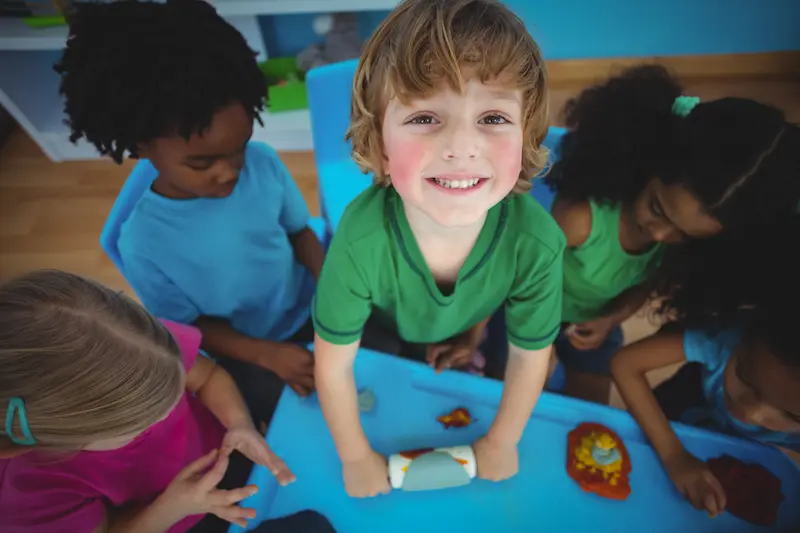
[216,316,403,428]
[189,452,336,533]
[652,362,707,422]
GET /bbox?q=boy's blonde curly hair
[347,0,549,193]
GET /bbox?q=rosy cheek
[488,135,523,184]
[384,136,428,192]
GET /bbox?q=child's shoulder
[336,185,392,243]
[683,326,743,367]
[504,192,567,257]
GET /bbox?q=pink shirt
[0,320,226,533]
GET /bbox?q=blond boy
[313,0,565,497]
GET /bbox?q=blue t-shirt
[683,327,800,451]
[118,142,315,342]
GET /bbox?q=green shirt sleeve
[312,230,373,345]
[505,237,565,351]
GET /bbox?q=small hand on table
[427,330,480,373]
[566,315,617,351]
[261,342,316,397]
[473,435,519,482]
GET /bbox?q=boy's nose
[441,124,480,161]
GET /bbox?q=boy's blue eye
[480,114,508,125]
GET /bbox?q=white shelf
[254,108,312,151]
[0,1,400,50]
[210,0,400,16]
[0,19,69,51]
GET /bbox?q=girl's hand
[567,316,617,350]
[160,449,258,528]
[664,450,727,517]
[221,425,296,486]
[473,435,519,482]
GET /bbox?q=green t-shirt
[313,186,566,351]
[561,199,663,324]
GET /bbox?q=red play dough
[566,422,632,501]
[706,455,784,526]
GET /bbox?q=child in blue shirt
[55,0,324,418]
[612,246,800,519]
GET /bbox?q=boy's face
[140,103,254,199]
[382,75,523,227]
[723,338,800,433]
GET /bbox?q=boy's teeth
[433,178,481,189]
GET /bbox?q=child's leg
[652,362,708,423]
[556,325,624,404]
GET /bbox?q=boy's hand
[342,450,391,498]
[427,330,479,372]
[262,343,315,396]
[473,435,519,482]
[664,450,726,517]
[159,449,258,528]
[221,424,296,487]
[566,315,617,350]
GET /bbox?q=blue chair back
[100,162,156,277]
[306,59,359,167]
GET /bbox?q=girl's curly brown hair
[347,0,548,193]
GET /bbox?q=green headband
[672,95,700,118]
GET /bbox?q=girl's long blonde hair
[0,270,184,451]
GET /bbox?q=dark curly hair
[546,64,800,230]
[54,0,267,164]
[654,215,800,330]
[546,64,800,325]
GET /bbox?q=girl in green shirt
[545,64,800,404]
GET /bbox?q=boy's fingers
[704,472,727,514]
[438,348,472,370]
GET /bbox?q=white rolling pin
[388,445,477,491]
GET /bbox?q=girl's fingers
[177,449,218,480]
[212,504,257,528]
[264,449,296,486]
[210,485,259,506]
[198,452,230,491]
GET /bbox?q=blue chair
[100,161,155,277]
[306,59,567,232]
[100,163,329,284]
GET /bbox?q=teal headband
[5,397,36,446]
[672,95,700,118]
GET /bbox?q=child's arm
[568,283,651,350]
[187,355,295,485]
[289,226,326,281]
[194,317,315,395]
[611,333,726,516]
[474,344,550,480]
[314,334,390,497]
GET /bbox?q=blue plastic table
[229,349,800,533]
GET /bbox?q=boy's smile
[382,75,523,228]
